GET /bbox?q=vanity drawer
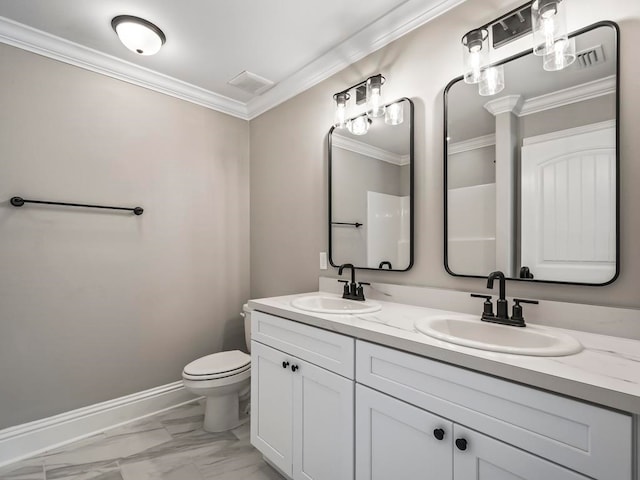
[356,340,632,480]
[252,311,354,379]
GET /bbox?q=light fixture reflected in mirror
[479,65,505,96]
[543,37,576,71]
[385,101,404,125]
[111,15,166,56]
[347,115,372,136]
[462,28,489,84]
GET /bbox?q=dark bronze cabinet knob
[455,438,468,451]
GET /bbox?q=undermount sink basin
[414,316,583,356]
[291,295,381,314]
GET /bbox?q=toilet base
[203,391,249,433]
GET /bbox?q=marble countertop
[249,292,640,415]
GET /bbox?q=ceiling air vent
[228,71,274,96]
[575,44,605,69]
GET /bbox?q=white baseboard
[0,381,198,468]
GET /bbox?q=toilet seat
[182,350,250,381]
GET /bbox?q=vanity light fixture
[111,15,166,56]
[461,1,574,96]
[331,74,386,131]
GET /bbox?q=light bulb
[532,0,568,56]
[462,28,489,84]
[333,92,350,129]
[366,75,386,118]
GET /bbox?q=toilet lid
[183,350,250,376]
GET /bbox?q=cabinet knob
[282,361,290,369]
[433,428,445,441]
[455,438,468,451]
[291,365,299,372]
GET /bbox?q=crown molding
[0,16,249,119]
[244,0,468,119]
[333,134,409,166]
[483,95,523,116]
[522,119,616,146]
[0,0,467,122]
[448,133,496,155]
[519,75,616,116]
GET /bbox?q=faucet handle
[358,282,370,286]
[513,298,539,305]
[338,279,350,296]
[512,298,539,324]
[470,293,494,317]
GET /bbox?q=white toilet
[182,304,252,432]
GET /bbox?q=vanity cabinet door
[251,341,294,477]
[452,426,589,480]
[292,358,354,480]
[355,385,453,480]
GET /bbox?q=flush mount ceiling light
[461,1,574,97]
[111,15,166,56]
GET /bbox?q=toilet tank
[242,304,252,353]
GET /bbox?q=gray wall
[0,44,250,429]
[448,145,496,189]
[519,94,616,138]
[250,0,640,323]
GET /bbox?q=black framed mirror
[444,21,619,285]
[329,97,414,271]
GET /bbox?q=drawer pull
[282,361,290,369]
[291,365,299,372]
[455,438,468,451]
[433,428,445,441]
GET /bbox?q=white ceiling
[0,0,465,119]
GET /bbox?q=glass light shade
[543,37,576,71]
[532,0,568,56]
[385,101,404,125]
[347,115,372,136]
[478,66,505,96]
[462,28,489,84]
[112,16,166,56]
[366,75,386,118]
[333,92,350,129]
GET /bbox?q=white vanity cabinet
[356,340,633,480]
[356,385,589,480]
[250,311,355,480]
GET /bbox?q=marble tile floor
[0,401,284,480]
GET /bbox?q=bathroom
[0,0,638,478]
